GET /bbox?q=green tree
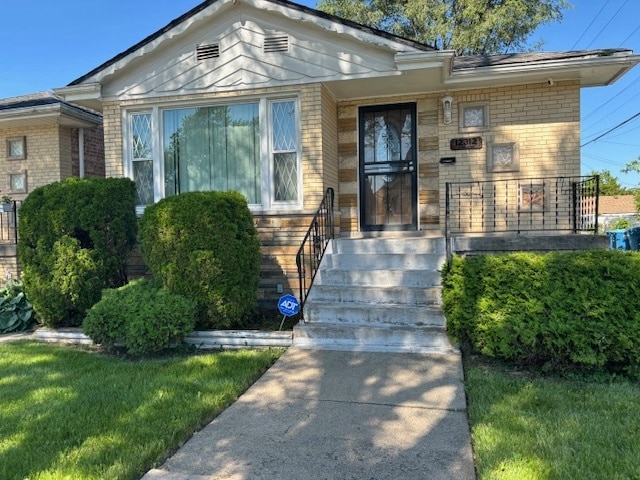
[588,169,628,196]
[316,0,570,54]
[621,158,640,210]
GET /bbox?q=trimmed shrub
[18,177,138,327]
[139,191,261,329]
[0,279,37,334]
[442,251,640,376]
[83,279,197,355]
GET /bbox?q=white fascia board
[395,50,455,71]
[53,83,102,102]
[446,54,640,86]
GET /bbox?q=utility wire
[585,0,629,49]
[581,111,640,147]
[571,0,611,50]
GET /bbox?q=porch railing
[0,201,20,244]
[445,175,599,261]
[296,188,335,320]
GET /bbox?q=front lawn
[0,341,282,480]
[465,355,640,480]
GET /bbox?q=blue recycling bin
[626,227,640,251]
[606,229,630,250]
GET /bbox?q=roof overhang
[0,101,102,129]
[445,51,640,90]
[52,83,103,113]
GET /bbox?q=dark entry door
[359,103,417,231]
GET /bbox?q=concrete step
[303,301,446,327]
[306,284,442,305]
[316,268,442,288]
[322,253,446,270]
[332,237,445,255]
[293,323,457,354]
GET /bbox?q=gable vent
[196,44,220,60]
[263,35,289,53]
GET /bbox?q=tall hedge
[139,191,261,329]
[18,177,138,327]
[442,251,640,376]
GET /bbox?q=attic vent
[263,35,289,53]
[196,44,220,60]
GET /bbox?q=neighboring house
[0,91,104,279]
[52,0,640,305]
[599,195,638,231]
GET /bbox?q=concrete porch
[293,232,608,353]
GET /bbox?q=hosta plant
[0,279,37,334]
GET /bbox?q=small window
[6,137,26,160]
[9,171,27,193]
[459,103,489,132]
[487,142,519,173]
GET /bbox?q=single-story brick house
[0,91,104,279]
[53,0,640,304]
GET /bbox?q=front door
[359,103,417,231]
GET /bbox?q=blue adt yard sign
[278,294,299,317]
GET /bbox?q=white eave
[0,101,102,128]
[445,51,640,89]
[53,83,103,113]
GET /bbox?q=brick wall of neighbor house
[438,80,581,232]
[0,124,63,202]
[71,126,106,178]
[102,83,336,307]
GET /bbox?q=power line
[581,111,640,147]
[585,0,629,49]
[571,0,612,50]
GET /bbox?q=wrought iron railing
[296,188,335,320]
[0,201,20,244]
[445,175,599,260]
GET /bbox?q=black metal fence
[445,176,599,258]
[296,188,335,319]
[0,201,20,244]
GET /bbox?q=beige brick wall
[0,124,62,201]
[335,80,581,233]
[438,80,581,229]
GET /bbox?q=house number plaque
[450,137,483,150]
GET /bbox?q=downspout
[79,128,85,178]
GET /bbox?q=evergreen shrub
[139,191,261,329]
[83,279,197,355]
[17,177,137,327]
[442,251,640,376]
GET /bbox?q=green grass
[0,341,283,480]
[465,355,640,480]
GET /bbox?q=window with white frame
[130,113,154,206]
[127,96,300,211]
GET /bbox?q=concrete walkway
[143,348,476,480]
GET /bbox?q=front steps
[293,235,457,353]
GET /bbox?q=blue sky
[2,0,639,186]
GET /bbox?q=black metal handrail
[445,175,599,262]
[296,188,335,320]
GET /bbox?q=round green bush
[139,191,261,329]
[83,279,197,355]
[18,177,138,327]
[442,251,640,376]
